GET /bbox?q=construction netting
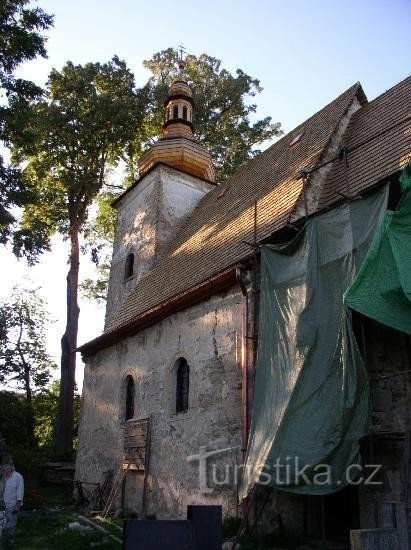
[344,161,411,334]
[239,186,389,500]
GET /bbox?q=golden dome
[138,67,215,183]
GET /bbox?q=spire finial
[177,43,186,76]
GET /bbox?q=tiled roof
[318,75,411,209]
[107,82,363,331]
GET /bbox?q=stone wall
[76,286,243,519]
[105,164,214,328]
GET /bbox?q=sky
[1,0,410,390]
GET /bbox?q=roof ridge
[135,83,368,222]
[310,82,364,173]
[214,82,366,188]
[288,82,365,221]
[365,73,411,108]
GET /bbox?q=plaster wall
[76,286,243,519]
[105,164,214,328]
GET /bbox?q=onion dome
[138,59,215,182]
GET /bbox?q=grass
[12,482,123,549]
[14,507,122,549]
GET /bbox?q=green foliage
[0,0,53,243]
[141,47,282,182]
[14,507,119,549]
[0,391,45,476]
[0,380,80,474]
[81,190,118,303]
[11,56,141,263]
[0,391,29,448]
[0,287,56,393]
[33,379,80,450]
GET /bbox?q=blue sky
[19,0,411,132]
[3,0,411,389]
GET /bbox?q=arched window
[176,358,189,413]
[125,376,135,420]
[125,252,134,279]
[182,106,187,120]
[173,105,179,119]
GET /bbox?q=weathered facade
[76,70,411,546]
[78,286,242,517]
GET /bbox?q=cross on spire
[176,44,186,75]
[177,43,186,60]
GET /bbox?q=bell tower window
[182,106,187,120]
[173,105,179,119]
[125,252,134,279]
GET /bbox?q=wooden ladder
[101,463,130,519]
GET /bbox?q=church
[76,62,411,545]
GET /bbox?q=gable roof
[318,75,411,209]
[80,77,411,357]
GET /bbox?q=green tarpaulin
[239,186,388,500]
[344,161,411,334]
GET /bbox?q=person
[0,463,24,549]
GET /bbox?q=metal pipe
[236,267,249,455]
[236,266,250,531]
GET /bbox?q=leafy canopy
[139,47,282,182]
[0,0,53,244]
[0,286,56,392]
[12,56,142,262]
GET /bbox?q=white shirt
[3,471,24,509]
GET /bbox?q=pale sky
[1,0,410,390]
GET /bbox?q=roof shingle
[318,76,411,209]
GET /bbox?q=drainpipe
[236,267,249,458]
[236,266,250,528]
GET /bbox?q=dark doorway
[304,486,360,543]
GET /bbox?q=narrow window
[125,252,134,279]
[166,108,170,120]
[125,376,135,420]
[182,106,187,120]
[173,105,179,119]
[176,358,189,413]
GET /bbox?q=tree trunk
[53,228,80,457]
[23,363,36,447]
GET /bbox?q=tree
[11,57,142,455]
[0,0,53,243]
[81,47,283,302]
[33,379,80,450]
[0,287,56,446]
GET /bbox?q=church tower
[138,57,214,181]
[105,56,215,328]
